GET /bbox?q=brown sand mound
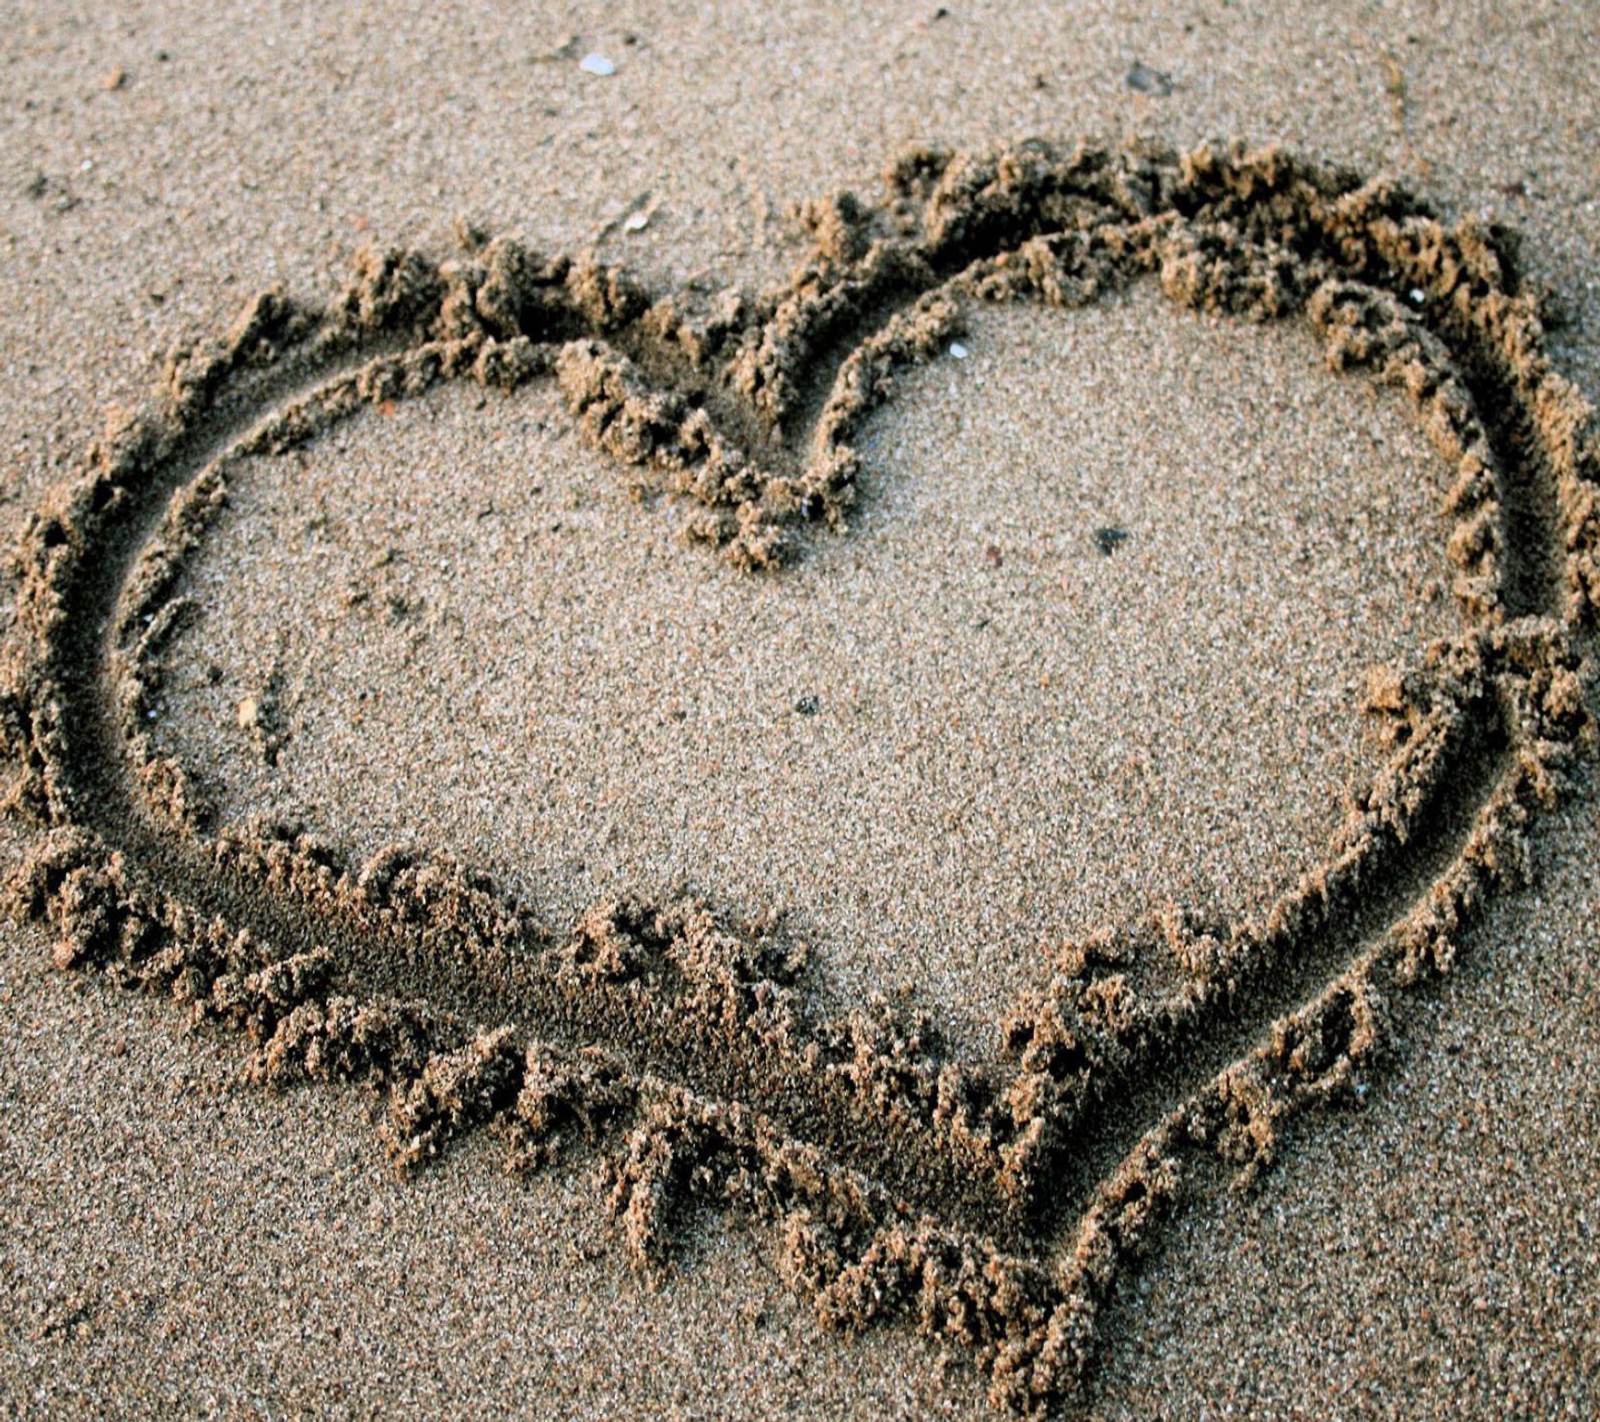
[2,139,1596,1413]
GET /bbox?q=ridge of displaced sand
[1,139,1596,1413]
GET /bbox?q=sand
[2,2,1599,1417]
[142,286,1458,1050]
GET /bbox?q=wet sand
[2,3,1598,1416]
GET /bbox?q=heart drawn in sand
[2,140,1596,1414]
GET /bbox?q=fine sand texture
[3,3,1599,1418]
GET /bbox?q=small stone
[104,67,127,91]
[949,342,969,360]
[794,695,821,716]
[237,696,260,730]
[1126,61,1173,96]
[579,53,616,76]
[1092,526,1131,556]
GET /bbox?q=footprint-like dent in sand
[149,282,1456,1048]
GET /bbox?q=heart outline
[2,139,1595,1413]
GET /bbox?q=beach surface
[2,3,1598,1416]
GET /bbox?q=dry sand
[3,2,1599,1417]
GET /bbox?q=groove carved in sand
[1,140,1596,1414]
